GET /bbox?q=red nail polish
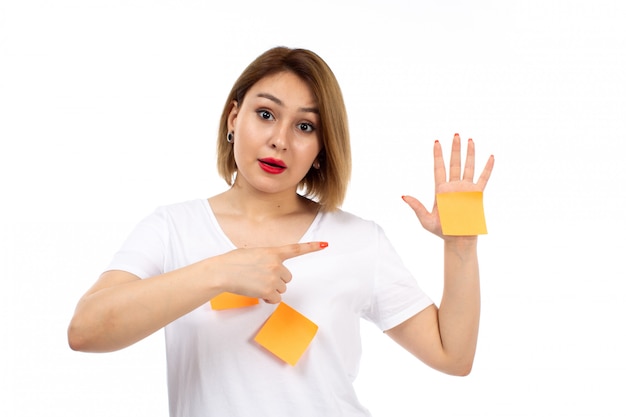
[454,133,460,138]
[434,140,439,144]
[319,242,329,248]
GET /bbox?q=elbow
[446,359,474,377]
[68,336,85,352]
[67,302,108,352]
[67,315,99,352]
[68,313,134,353]
[67,321,88,352]
[435,354,474,377]
[451,364,473,377]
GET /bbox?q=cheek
[297,135,321,158]
[309,140,323,162]
[231,134,252,166]
[293,144,320,166]
[232,123,259,156]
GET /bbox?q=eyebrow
[256,93,319,114]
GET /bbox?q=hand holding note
[210,242,328,305]
[402,134,494,238]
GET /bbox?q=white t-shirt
[107,199,433,417]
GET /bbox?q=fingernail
[454,133,460,138]
[434,140,439,144]
[319,242,329,248]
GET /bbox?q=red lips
[258,158,287,174]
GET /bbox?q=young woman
[68,46,494,417]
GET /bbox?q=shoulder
[152,198,210,219]
[138,199,212,234]
[317,209,383,244]
[323,208,379,227]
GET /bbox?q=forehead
[246,71,317,107]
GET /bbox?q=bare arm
[387,134,494,376]
[67,260,219,353]
[67,242,327,353]
[386,237,480,376]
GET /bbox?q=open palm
[403,134,494,239]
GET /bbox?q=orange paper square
[254,302,318,366]
[210,292,259,310]
[436,191,488,236]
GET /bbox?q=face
[228,71,322,196]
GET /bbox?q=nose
[270,122,289,150]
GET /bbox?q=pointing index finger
[276,241,329,261]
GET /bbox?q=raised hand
[214,241,328,304]
[402,133,494,239]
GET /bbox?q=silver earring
[312,161,320,169]
[227,131,234,143]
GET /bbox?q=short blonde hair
[217,47,351,211]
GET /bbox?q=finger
[276,241,328,261]
[402,195,428,216]
[280,269,293,284]
[449,133,462,181]
[462,138,476,181]
[476,154,495,190]
[401,195,431,228]
[276,280,287,294]
[433,140,446,187]
[263,293,281,304]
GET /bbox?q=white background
[1,0,625,415]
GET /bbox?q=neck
[221,183,312,221]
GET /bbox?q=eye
[257,109,274,121]
[298,122,315,133]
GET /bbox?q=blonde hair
[217,47,351,211]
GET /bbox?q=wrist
[443,236,478,251]
[443,236,479,266]
[199,257,228,296]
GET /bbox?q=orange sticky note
[254,302,318,366]
[210,292,259,310]
[436,191,488,236]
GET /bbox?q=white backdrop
[2,1,625,416]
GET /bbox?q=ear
[227,100,239,131]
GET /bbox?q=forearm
[438,237,481,372]
[68,259,222,353]
[69,243,325,352]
